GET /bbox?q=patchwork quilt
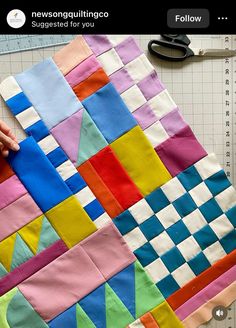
[0,35,235,328]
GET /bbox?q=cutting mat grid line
[0,35,235,328]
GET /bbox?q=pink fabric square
[84,35,112,56]
[0,175,27,210]
[81,223,136,279]
[0,193,42,241]
[155,126,207,176]
[19,244,105,322]
[109,68,134,93]
[115,36,142,64]
[137,71,165,100]
[65,55,101,87]
[51,110,83,165]
[133,103,158,130]
[160,108,188,137]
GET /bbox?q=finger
[0,121,18,143]
[0,142,9,157]
[0,131,20,151]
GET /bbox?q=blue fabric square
[220,230,236,254]
[113,210,138,235]
[199,198,223,223]
[188,252,211,275]
[8,137,72,212]
[173,193,197,217]
[166,220,191,245]
[82,83,137,143]
[161,247,185,272]
[84,199,104,220]
[25,120,49,142]
[226,205,236,227]
[145,188,170,213]
[140,215,164,241]
[156,275,180,298]
[47,147,68,168]
[193,225,218,250]
[134,242,158,267]
[205,170,231,196]
[178,165,202,191]
[6,92,32,115]
[65,173,87,194]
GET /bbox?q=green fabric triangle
[105,283,134,328]
[0,262,7,278]
[7,290,48,328]
[135,261,165,318]
[10,234,34,271]
[37,217,60,254]
[76,304,96,328]
[77,109,108,166]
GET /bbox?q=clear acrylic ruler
[0,35,74,55]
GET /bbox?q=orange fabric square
[77,160,123,218]
[0,156,14,183]
[73,68,110,101]
[141,312,160,327]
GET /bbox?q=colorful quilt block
[0,34,235,328]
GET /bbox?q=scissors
[148,34,236,61]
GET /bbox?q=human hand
[0,120,20,157]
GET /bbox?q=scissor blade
[192,48,236,57]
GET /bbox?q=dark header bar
[0,6,235,34]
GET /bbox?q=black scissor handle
[148,39,194,62]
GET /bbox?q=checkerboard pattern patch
[114,154,236,298]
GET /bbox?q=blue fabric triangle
[10,234,34,271]
[49,304,77,328]
[107,263,135,317]
[79,284,106,328]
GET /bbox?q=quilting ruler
[0,35,74,54]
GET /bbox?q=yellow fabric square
[111,126,171,196]
[45,196,97,248]
[151,301,183,328]
[18,215,44,255]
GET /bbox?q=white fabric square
[203,241,227,265]
[172,263,196,287]
[94,212,111,229]
[148,89,177,118]
[145,258,169,282]
[121,85,146,112]
[123,227,147,252]
[38,135,59,155]
[107,35,129,46]
[97,48,124,75]
[56,160,78,181]
[126,54,154,83]
[16,106,40,129]
[161,177,186,202]
[189,182,212,207]
[144,121,169,147]
[129,319,144,328]
[75,186,95,207]
[194,153,221,180]
[150,231,175,256]
[129,199,154,224]
[156,204,181,229]
[177,236,201,261]
[0,76,22,100]
[209,214,234,239]
[182,209,207,234]
[215,186,236,212]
